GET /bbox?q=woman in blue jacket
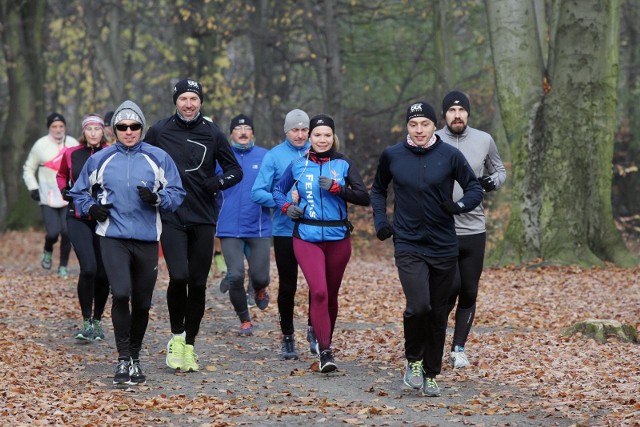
[273,114,370,373]
[71,100,186,386]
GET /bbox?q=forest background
[1,0,640,267]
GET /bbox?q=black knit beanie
[441,90,470,116]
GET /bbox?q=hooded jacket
[70,100,186,242]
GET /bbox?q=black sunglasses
[115,123,142,132]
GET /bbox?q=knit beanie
[284,109,310,133]
[81,114,105,131]
[229,114,253,133]
[47,112,66,128]
[173,79,204,104]
[406,101,437,125]
[309,114,335,133]
[112,100,146,131]
[441,90,470,116]
[104,111,114,126]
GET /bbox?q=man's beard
[447,122,467,135]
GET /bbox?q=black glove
[376,225,393,241]
[61,188,73,202]
[319,176,334,191]
[137,186,158,204]
[204,177,223,196]
[440,200,464,215]
[89,203,113,222]
[286,205,304,219]
[30,190,40,202]
[479,175,496,192]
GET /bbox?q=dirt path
[33,260,571,427]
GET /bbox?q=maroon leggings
[293,237,352,351]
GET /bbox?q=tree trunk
[486,0,636,267]
[0,0,48,230]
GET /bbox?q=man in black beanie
[145,78,242,373]
[370,100,483,397]
[436,90,506,371]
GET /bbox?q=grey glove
[319,176,334,191]
[286,205,303,219]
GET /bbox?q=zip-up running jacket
[251,139,310,237]
[23,134,79,208]
[145,114,242,227]
[370,136,483,257]
[273,149,370,243]
[57,143,108,219]
[216,144,271,238]
[70,140,186,242]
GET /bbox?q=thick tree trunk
[486,0,636,267]
[0,0,48,230]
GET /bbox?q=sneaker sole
[283,353,299,360]
[320,362,337,373]
[422,389,441,397]
[403,379,423,390]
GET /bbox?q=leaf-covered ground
[0,230,638,426]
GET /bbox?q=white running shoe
[450,346,471,368]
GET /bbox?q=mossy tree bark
[486,0,636,267]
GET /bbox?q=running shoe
[422,377,441,397]
[182,344,199,372]
[57,266,68,278]
[319,349,337,373]
[254,287,269,310]
[281,334,299,360]
[214,253,227,274]
[41,250,53,270]
[92,320,105,341]
[246,285,256,308]
[307,325,319,355]
[113,359,130,385]
[75,319,93,341]
[403,360,424,389]
[128,359,146,385]
[166,335,186,370]
[450,345,471,368]
[239,321,254,336]
[219,276,230,294]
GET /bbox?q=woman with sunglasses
[57,114,110,342]
[70,100,186,386]
[273,114,370,373]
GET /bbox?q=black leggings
[274,236,299,335]
[100,237,158,360]
[161,223,214,346]
[449,232,486,349]
[41,205,71,267]
[67,216,109,320]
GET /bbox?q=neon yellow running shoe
[166,336,186,369]
[182,344,199,372]
[214,253,227,274]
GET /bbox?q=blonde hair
[333,134,340,151]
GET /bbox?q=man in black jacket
[370,101,482,397]
[145,78,242,373]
